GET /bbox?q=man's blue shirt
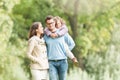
[44,30,75,60]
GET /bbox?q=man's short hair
[45,15,54,23]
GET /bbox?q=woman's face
[56,20,62,28]
[37,23,43,34]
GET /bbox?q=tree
[0,0,29,80]
[52,0,119,69]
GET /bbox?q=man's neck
[50,28,57,33]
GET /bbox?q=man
[44,15,75,80]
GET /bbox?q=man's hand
[72,57,79,67]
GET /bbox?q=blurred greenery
[1,0,120,80]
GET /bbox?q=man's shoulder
[43,34,49,39]
[43,34,47,38]
[64,33,69,36]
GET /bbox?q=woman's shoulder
[28,36,38,42]
[29,36,45,43]
[29,36,35,40]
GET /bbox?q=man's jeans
[49,59,68,80]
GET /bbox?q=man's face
[46,19,55,31]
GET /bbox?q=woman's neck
[36,33,41,38]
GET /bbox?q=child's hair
[54,16,66,25]
[28,22,43,39]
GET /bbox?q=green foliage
[73,13,113,58]
[0,16,28,80]
[83,22,120,80]
[0,0,29,80]
[0,51,29,80]
[67,25,120,80]
[11,0,60,41]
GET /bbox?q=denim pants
[49,59,68,80]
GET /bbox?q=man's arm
[64,33,75,50]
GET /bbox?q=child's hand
[50,33,58,38]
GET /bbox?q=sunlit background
[0,0,120,80]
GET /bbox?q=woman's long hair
[28,22,43,39]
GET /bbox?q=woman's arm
[27,39,40,63]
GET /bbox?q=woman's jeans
[49,59,68,80]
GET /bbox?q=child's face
[56,20,62,28]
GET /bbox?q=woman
[27,22,49,80]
